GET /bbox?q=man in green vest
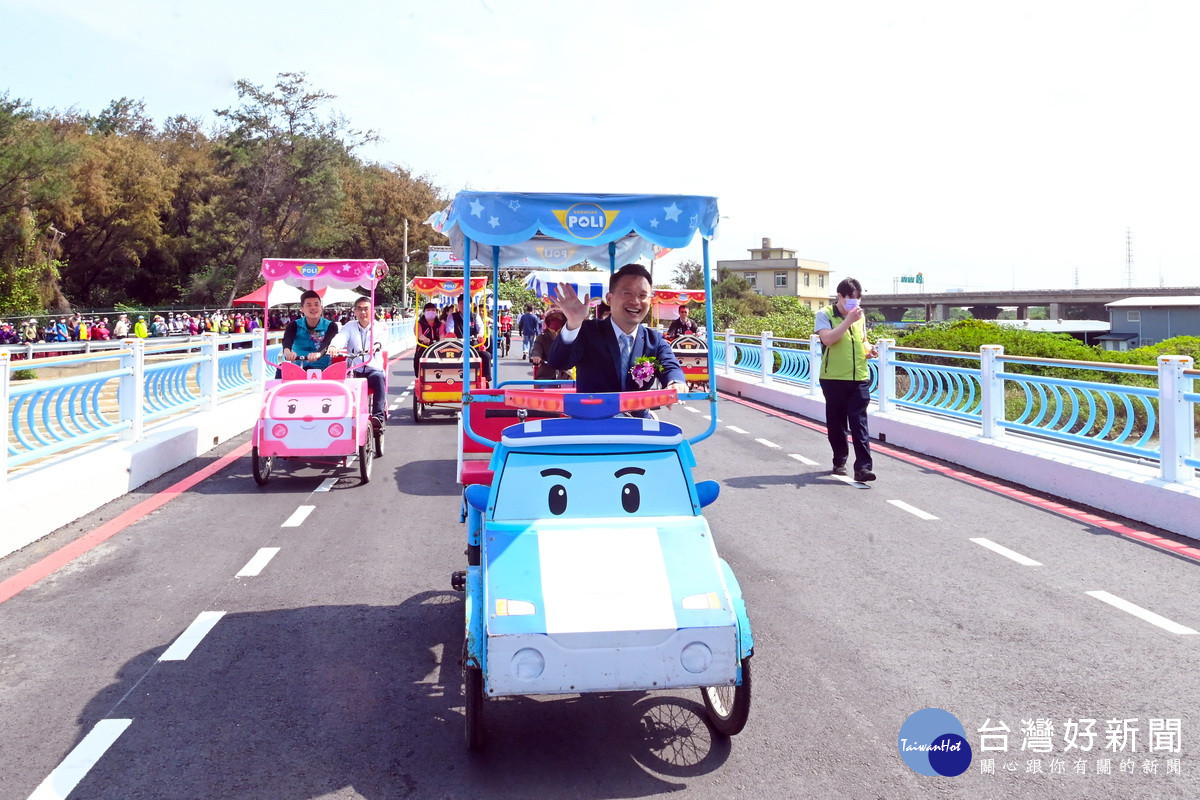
[816,278,878,482]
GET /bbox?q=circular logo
[442,281,456,292]
[299,263,322,278]
[563,202,608,240]
[898,708,972,777]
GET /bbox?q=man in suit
[547,263,687,395]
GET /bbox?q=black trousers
[820,379,873,471]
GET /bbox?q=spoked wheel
[701,657,751,736]
[412,394,424,423]
[252,446,273,486]
[358,429,374,484]
[464,666,485,751]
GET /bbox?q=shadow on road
[63,591,729,798]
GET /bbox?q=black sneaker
[831,463,847,476]
[370,414,385,430]
[854,469,876,482]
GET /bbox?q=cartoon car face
[493,451,693,520]
[263,381,354,451]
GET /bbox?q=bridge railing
[2,321,411,478]
[2,334,277,474]
[713,329,1197,485]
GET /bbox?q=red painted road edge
[719,391,1200,564]
[0,442,253,605]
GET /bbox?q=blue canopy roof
[429,192,720,269]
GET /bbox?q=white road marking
[684,406,700,413]
[755,438,780,449]
[159,611,226,661]
[726,425,748,434]
[889,500,940,521]
[702,415,722,421]
[27,718,133,800]
[236,547,281,577]
[970,538,1042,566]
[1086,591,1198,635]
[789,453,819,466]
[314,478,337,493]
[834,475,871,489]
[281,505,315,527]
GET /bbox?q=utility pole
[1125,227,1134,287]
[402,218,409,309]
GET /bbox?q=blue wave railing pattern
[4,325,410,475]
[4,335,266,470]
[709,330,1197,485]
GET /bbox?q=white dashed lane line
[159,611,226,662]
[755,438,780,449]
[313,478,337,493]
[236,547,281,577]
[888,499,939,521]
[27,718,133,800]
[684,406,700,413]
[970,537,1043,566]
[726,425,748,434]
[789,453,819,466]
[281,505,315,527]
[1086,591,1198,635]
[834,475,871,489]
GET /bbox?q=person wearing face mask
[414,302,442,375]
[816,278,878,482]
[528,309,572,381]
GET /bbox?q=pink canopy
[260,258,389,290]
[233,283,367,308]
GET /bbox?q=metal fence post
[119,339,145,441]
[808,335,822,397]
[761,331,773,384]
[0,352,10,483]
[1157,355,1195,484]
[200,333,219,412]
[980,344,1005,439]
[876,339,896,413]
[724,329,735,376]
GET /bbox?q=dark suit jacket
[546,319,686,393]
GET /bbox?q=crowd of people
[0,306,408,347]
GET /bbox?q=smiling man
[547,263,686,395]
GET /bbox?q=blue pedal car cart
[434,192,753,750]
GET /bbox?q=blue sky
[3,0,1198,294]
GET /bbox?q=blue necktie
[619,333,633,385]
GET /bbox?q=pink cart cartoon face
[263,381,355,453]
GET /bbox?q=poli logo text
[442,281,457,292]
[299,263,325,279]
[552,203,619,240]
[535,245,579,266]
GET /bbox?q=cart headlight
[495,599,535,616]
[681,642,712,674]
[682,592,722,610]
[271,423,288,439]
[511,648,545,680]
[327,422,344,438]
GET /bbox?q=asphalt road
[2,350,1198,799]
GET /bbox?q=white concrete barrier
[717,371,1200,541]
[2,332,415,560]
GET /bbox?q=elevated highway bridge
[865,285,1200,321]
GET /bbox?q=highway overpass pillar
[877,306,907,322]
[969,304,1002,320]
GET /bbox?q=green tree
[0,94,78,311]
[672,259,704,290]
[208,72,376,303]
